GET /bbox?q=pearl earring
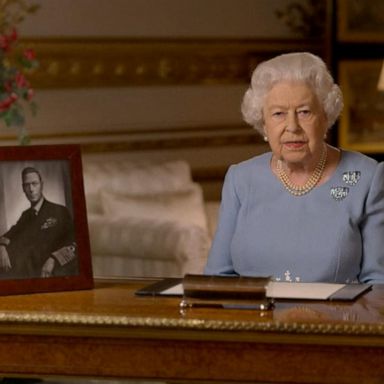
[263,136,268,142]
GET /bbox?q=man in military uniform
[0,167,78,279]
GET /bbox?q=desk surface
[1,278,384,383]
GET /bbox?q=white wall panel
[27,85,247,137]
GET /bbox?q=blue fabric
[205,150,384,283]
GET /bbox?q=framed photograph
[337,0,384,42]
[0,144,94,295]
[338,60,384,153]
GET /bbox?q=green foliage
[0,0,39,144]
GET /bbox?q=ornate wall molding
[11,38,320,172]
[21,38,323,88]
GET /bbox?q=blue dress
[205,151,384,283]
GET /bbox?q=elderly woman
[205,52,384,283]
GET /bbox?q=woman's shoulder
[223,153,272,195]
[229,152,271,175]
[341,150,378,169]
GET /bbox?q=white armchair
[82,158,218,278]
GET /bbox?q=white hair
[241,52,344,135]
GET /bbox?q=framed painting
[337,0,384,42]
[338,60,384,153]
[0,144,94,295]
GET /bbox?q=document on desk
[265,282,370,300]
[266,282,343,299]
[136,278,371,301]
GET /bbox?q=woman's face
[262,80,328,166]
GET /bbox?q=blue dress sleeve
[359,162,384,283]
[204,165,240,275]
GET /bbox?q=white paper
[265,282,344,300]
[161,283,183,295]
[160,281,345,300]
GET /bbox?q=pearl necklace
[276,145,327,196]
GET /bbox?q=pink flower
[15,72,29,88]
[26,88,34,101]
[0,93,18,112]
[0,6,39,139]
[0,28,18,52]
[23,48,36,61]
[0,34,11,52]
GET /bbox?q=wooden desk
[1,279,384,383]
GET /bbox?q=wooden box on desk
[181,274,273,310]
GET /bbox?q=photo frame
[338,60,384,153]
[337,0,384,42]
[0,144,94,295]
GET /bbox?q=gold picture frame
[337,0,384,42]
[338,59,384,152]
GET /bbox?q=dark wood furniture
[1,278,384,383]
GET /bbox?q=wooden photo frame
[0,144,93,295]
[338,60,384,153]
[337,0,384,42]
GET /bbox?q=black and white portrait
[0,160,79,280]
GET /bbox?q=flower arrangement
[0,0,39,144]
